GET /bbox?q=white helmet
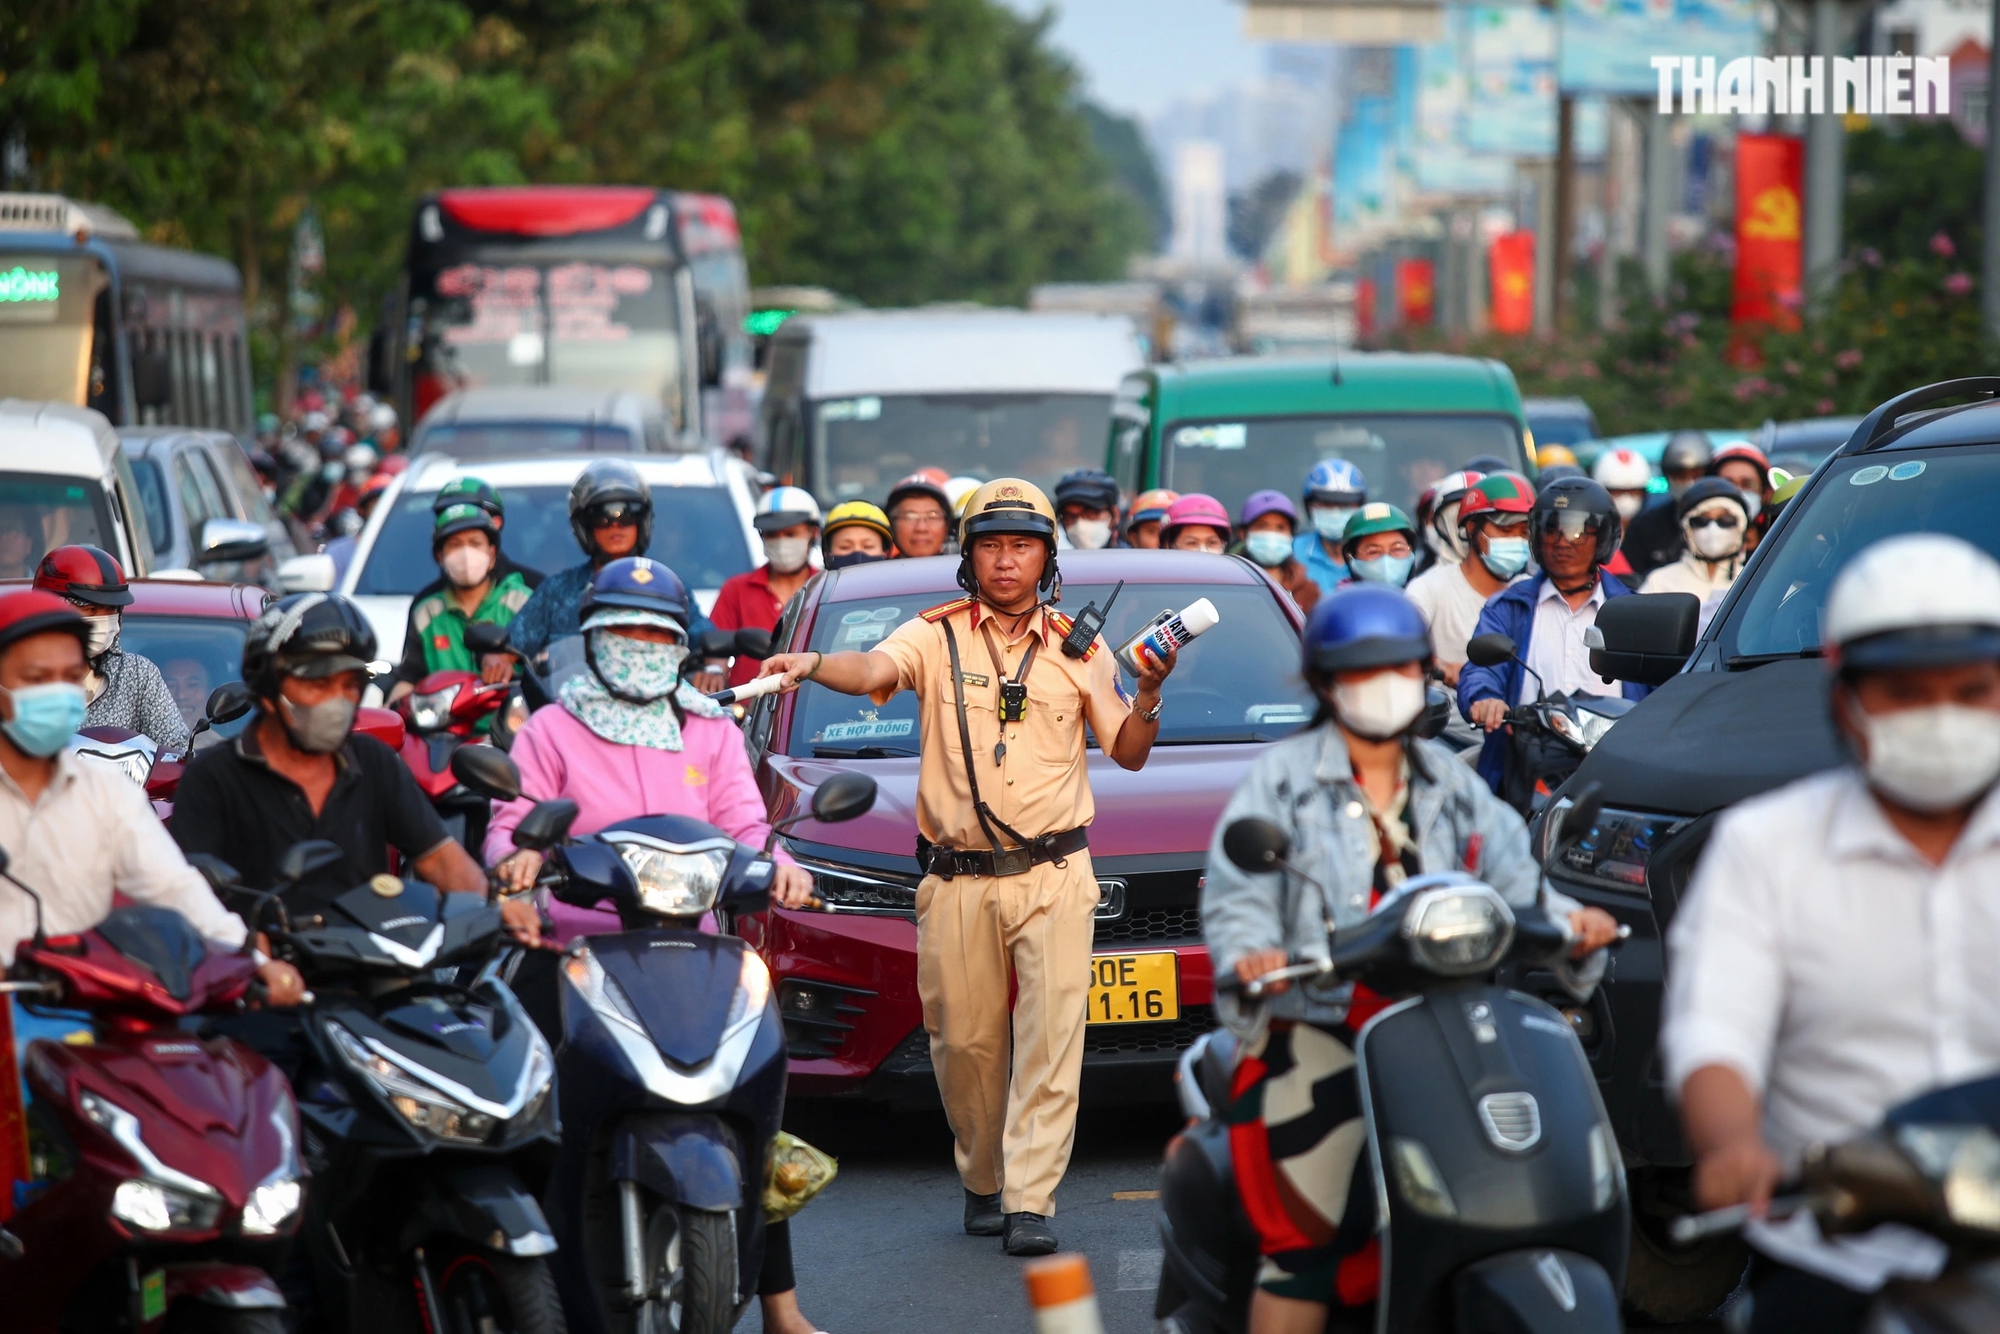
[753,484,822,534]
[369,403,398,431]
[1593,447,1652,491]
[943,476,982,517]
[343,443,378,473]
[1823,534,2000,670]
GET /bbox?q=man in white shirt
[0,588,301,1004]
[1663,533,2000,1333]
[1406,472,1533,687]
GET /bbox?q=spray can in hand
[1115,598,1219,675]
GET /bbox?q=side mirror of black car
[1586,593,1700,686]
[276,840,344,888]
[463,622,510,656]
[549,842,636,907]
[451,746,523,802]
[1465,632,1520,668]
[734,627,774,660]
[1410,685,1452,740]
[205,681,256,726]
[810,772,877,825]
[1222,818,1290,874]
[513,799,580,852]
[185,853,242,895]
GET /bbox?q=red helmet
[33,545,133,608]
[1454,471,1536,541]
[0,589,89,658]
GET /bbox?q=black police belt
[927,615,1088,879]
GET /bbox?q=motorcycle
[1670,1072,2000,1332]
[0,859,301,1333]
[1464,632,1634,817]
[219,840,563,1334]
[449,745,873,1334]
[396,623,528,854]
[1155,787,1630,1334]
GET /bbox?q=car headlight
[606,834,731,917]
[241,1177,303,1235]
[409,684,459,732]
[1546,801,1690,894]
[1401,886,1514,976]
[1899,1124,2000,1231]
[81,1091,224,1234]
[328,1022,494,1145]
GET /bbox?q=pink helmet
[1159,493,1233,548]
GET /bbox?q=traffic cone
[1023,1253,1103,1334]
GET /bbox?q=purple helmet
[1238,489,1299,531]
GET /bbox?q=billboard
[1466,5,1559,156]
[1557,0,1760,97]
[1415,8,1513,193]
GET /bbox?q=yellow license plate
[1087,951,1180,1025]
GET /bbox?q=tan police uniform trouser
[914,850,1099,1217]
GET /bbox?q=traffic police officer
[756,478,1177,1256]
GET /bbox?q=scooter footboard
[1452,1250,1620,1333]
[611,1112,745,1211]
[401,1160,557,1256]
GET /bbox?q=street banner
[1397,258,1438,326]
[1357,276,1379,338]
[1490,231,1536,334]
[1557,0,1760,96]
[1732,133,1803,329]
[1466,5,1558,156]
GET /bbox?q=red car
[736,549,1311,1104]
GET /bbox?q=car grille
[1095,906,1202,947]
[873,1005,1215,1076]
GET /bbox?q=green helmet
[433,501,499,550]
[432,477,504,522]
[1339,501,1418,557]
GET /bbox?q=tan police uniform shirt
[868,597,1133,848]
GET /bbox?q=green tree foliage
[1082,101,1166,250]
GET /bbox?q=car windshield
[352,481,750,595]
[0,471,116,580]
[785,580,1311,756]
[1721,447,2000,660]
[1161,413,1526,520]
[119,615,252,742]
[414,421,637,458]
[813,393,1113,505]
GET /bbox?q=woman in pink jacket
[484,556,824,1334]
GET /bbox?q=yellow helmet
[1537,443,1578,469]
[821,500,893,551]
[958,478,1058,546]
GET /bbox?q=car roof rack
[1844,377,2000,455]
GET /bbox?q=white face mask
[1849,700,2000,813]
[1332,671,1427,741]
[1738,488,1763,520]
[82,614,120,658]
[1066,518,1113,550]
[1612,493,1645,522]
[1686,514,1744,561]
[440,546,494,588]
[763,536,811,574]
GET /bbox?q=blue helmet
[1304,459,1368,506]
[578,556,689,629]
[1302,585,1432,676]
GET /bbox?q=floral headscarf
[559,609,724,750]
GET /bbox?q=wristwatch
[1138,697,1164,724]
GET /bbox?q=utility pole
[1554,95,1576,327]
[1985,0,2000,337]
[1803,0,1846,302]
[1642,106,1674,300]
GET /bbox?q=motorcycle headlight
[409,684,459,732]
[328,1022,494,1145]
[606,834,731,917]
[241,1177,303,1235]
[1544,801,1690,895]
[1576,708,1620,749]
[1589,1123,1623,1212]
[724,948,772,1031]
[1401,886,1514,976]
[1390,1137,1457,1219]
[1899,1124,2000,1231]
[81,1091,224,1234]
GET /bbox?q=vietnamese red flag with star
[1488,232,1534,335]
[1733,134,1804,330]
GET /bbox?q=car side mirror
[463,622,510,656]
[734,627,773,660]
[1586,593,1700,686]
[1221,818,1290,874]
[514,799,580,852]
[276,839,344,888]
[451,746,523,802]
[276,553,337,593]
[197,517,270,565]
[810,772,877,825]
[1465,632,1520,668]
[204,681,255,726]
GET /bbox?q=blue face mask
[1347,554,1415,588]
[1,682,87,758]
[1243,531,1294,568]
[1480,536,1532,579]
[1310,506,1358,541]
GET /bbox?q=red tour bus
[371,186,752,446]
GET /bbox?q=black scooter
[218,842,563,1334]
[1155,789,1629,1334]
[1465,632,1634,817]
[451,747,874,1334]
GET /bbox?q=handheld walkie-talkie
[1061,580,1124,659]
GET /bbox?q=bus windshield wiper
[810,744,919,758]
[1724,648,1823,669]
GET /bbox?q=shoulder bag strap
[942,617,1032,854]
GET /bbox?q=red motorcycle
[0,878,302,1333]
[396,655,523,854]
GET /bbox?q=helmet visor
[1535,510,1608,542]
[583,499,647,529]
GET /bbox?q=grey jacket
[86,650,191,753]
[1201,723,1596,1026]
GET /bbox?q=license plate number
[1087,951,1179,1025]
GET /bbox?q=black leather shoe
[1002,1211,1058,1256]
[964,1189,1004,1236]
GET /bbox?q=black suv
[1536,378,2000,1321]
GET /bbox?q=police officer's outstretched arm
[757,648,901,698]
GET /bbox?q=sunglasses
[586,501,644,528]
[1686,513,1741,531]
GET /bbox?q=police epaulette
[919,596,976,623]
[1044,610,1099,659]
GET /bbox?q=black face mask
[825,550,887,570]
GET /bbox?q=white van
[753,308,1145,505]
[0,400,153,577]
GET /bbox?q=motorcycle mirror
[810,772,877,825]
[276,840,344,887]
[1465,632,1520,668]
[463,622,510,656]
[451,745,523,802]
[1222,818,1291,873]
[734,627,774,660]
[204,681,256,726]
[695,627,735,660]
[185,853,242,894]
[514,799,580,852]
[1563,782,1605,850]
